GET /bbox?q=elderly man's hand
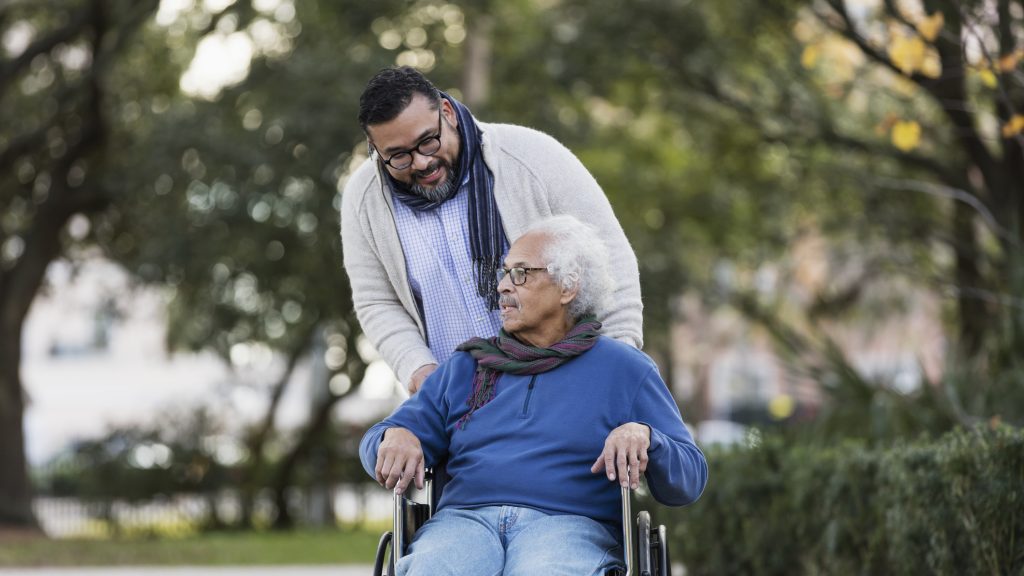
[375,427,425,493]
[407,364,438,395]
[591,422,651,490]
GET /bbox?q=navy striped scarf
[386,93,506,310]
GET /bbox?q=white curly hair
[524,215,613,321]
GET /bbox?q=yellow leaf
[916,12,944,42]
[801,44,820,69]
[892,120,921,152]
[997,50,1023,73]
[890,35,926,75]
[769,395,795,420]
[979,68,998,88]
[1002,115,1024,138]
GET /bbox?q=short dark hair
[358,66,441,132]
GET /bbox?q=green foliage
[36,409,233,501]
[35,408,373,503]
[660,425,1024,575]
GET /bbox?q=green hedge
[654,426,1024,575]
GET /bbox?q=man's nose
[410,150,433,171]
[497,272,513,292]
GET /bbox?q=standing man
[342,66,642,394]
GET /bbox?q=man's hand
[375,427,425,493]
[591,422,651,490]
[407,364,438,395]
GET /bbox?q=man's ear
[559,280,579,306]
[442,98,458,130]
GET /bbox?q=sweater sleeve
[630,368,708,506]
[340,170,437,384]
[358,359,454,479]
[534,135,644,349]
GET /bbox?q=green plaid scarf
[454,316,601,429]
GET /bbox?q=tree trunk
[0,326,36,530]
[461,12,493,111]
[0,187,78,531]
[269,323,366,530]
[269,389,343,530]
[0,0,117,530]
[953,196,987,358]
[238,331,311,528]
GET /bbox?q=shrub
[656,425,1024,576]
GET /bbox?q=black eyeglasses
[371,108,443,170]
[496,266,548,286]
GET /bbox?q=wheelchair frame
[372,469,671,576]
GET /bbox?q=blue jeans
[396,506,624,576]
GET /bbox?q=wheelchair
[372,466,671,576]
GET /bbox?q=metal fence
[33,484,394,538]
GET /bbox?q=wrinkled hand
[591,422,651,490]
[375,427,425,493]
[407,364,438,395]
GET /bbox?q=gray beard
[411,173,457,203]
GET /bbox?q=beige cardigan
[341,122,643,384]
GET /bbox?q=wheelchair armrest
[390,467,438,564]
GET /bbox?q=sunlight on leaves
[180,32,253,99]
[889,35,926,75]
[997,50,1023,73]
[916,12,943,43]
[1001,115,1024,139]
[978,68,998,88]
[891,120,921,152]
[801,44,820,69]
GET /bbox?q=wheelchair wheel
[373,531,393,576]
[654,524,671,576]
[637,511,652,576]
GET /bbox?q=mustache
[499,294,521,310]
[413,160,443,177]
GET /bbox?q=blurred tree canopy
[2,0,1022,530]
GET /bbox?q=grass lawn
[0,528,383,567]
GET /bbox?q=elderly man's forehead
[505,232,549,262]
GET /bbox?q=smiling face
[365,94,461,201]
[498,232,579,347]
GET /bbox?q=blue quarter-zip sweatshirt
[359,337,708,529]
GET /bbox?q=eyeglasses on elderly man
[496,266,549,286]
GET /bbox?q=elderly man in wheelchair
[360,215,708,576]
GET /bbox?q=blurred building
[22,256,402,467]
[669,233,946,445]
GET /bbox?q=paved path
[0,567,373,576]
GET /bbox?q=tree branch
[818,128,958,182]
[817,1,933,88]
[870,176,1019,250]
[0,5,92,94]
[237,324,312,526]
[0,0,110,328]
[882,0,920,33]
[689,72,957,181]
[198,0,256,37]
